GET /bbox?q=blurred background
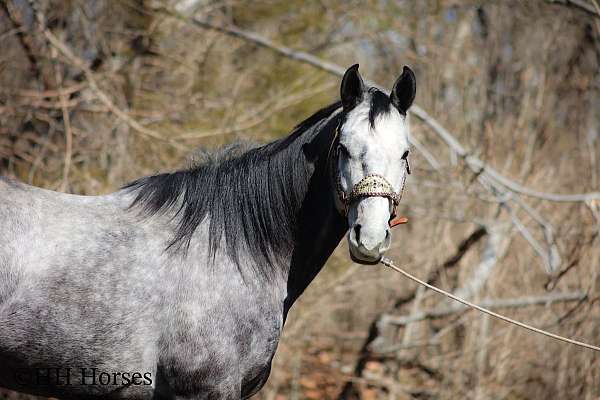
[1,0,599,399]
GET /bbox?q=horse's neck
[282,121,348,315]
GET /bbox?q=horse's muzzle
[347,222,391,264]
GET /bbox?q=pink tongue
[389,216,409,228]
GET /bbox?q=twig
[464,154,599,202]
[163,8,348,77]
[505,203,559,274]
[380,257,600,351]
[511,195,561,271]
[474,313,490,400]
[450,222,511,300]
[402,285,425,346]
[41,29,185,150]
[407,126,442,171]
[475,171,561,274]
[381,292,587,326]
[545,0,600,18]
[174,81,336,140]
[16,82,87,98]
[52,43,72,192]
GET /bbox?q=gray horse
[0,64,415,399]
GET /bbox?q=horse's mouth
[349,246,382,265]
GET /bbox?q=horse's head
[334,64,415,264]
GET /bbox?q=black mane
[124,101,342,275]
[368,88,393,128]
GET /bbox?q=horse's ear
[340,64,364,111]
[390,66,416,115]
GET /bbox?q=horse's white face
[336,65,416,264]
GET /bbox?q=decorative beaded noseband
[336,173,403,214]
[329,122,408,222]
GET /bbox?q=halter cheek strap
[329,122,409,227]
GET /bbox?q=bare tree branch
[167,10,600,203]
[451,223,511,301]
[380,292,587,327]
[545,0,600,18]
[41,28,186,150]
[163,8,580,272]
[52,47,73,192]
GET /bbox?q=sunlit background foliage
[1,0,599,399]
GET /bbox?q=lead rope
[379,256,600,352]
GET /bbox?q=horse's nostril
[385,229,390,241]
[354,224,362,243]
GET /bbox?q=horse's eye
[402,150,411,174]
[338,144,350,157]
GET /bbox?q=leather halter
[328,121,409,228]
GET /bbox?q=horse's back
[0,176,133,279]
[0,177,164,398]
[0,177,37,307]
[0,175,144,322]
